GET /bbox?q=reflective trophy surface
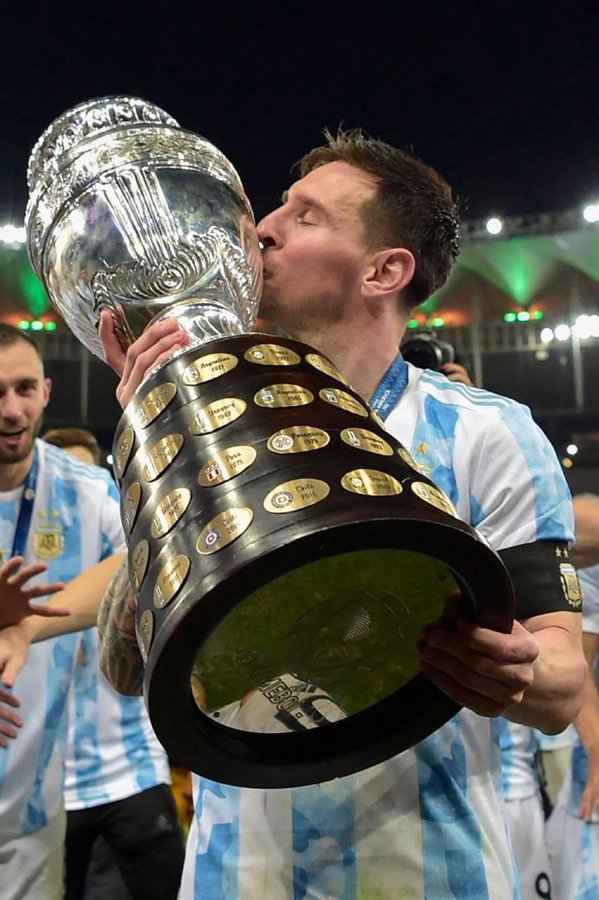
[26,97,515,787]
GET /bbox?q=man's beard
[0,415,43,467]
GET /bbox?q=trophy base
[112,332,514,787]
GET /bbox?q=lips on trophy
[26,96,515,788]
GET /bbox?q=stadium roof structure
[1,212,598,329]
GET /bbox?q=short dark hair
[298,129,460,308]
[42,427,102,465]
[0,322,42,357]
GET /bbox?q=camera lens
[401,331,455,371]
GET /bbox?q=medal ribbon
[11,444,39,558]
[370,353,409,422]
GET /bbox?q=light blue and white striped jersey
[0,440,123,838]
[64,627,171,810]
[498,721,541,801]
[567,563,599,821]
[535,723,576,752]
[180,358,574,900]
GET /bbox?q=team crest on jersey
[33,512,64,560]
[559,562,582,608]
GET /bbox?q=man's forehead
[283,162,377,210]
[0,342,44,376]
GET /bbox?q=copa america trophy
[26,97,514,788]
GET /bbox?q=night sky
[2,2,599,227]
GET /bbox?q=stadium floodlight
[566,444,578,456]
[583,203,599,223]
[0,224,26,244]
[540,327,554,343]
[485,217,503,235]
[554,323,571,341]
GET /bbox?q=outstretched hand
[99,311,191,408]
[0,557,67,629]
[0,687,22,748]
[419,617,539,717]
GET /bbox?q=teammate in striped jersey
[548,564,599,898]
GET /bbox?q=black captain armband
[497,541,583,619]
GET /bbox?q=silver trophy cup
[26,97,514,787]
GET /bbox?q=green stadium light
[516,311,531,322]
[430,317,446,328]
[18,320,31,330]
[44,321,57,331]
[408,319,419,328]
[504,312,517,322]
[30,320,43,331]
[531,311,544,320]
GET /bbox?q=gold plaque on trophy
[136,383,178,428]
[122,482,142,532]
[267,426,330,455]
[189,398,247,435]
[182,353,239,385]
[131,539,150,590]
[198,446,257,487]
[114,427,135,478]
[244,344,301,366]
[254,384,314,408]
[340,428,394,456]
[341,469,403,496]
[197,508,254,555]
[142,434,184,481]
[151,488,192,538]
[264,479,330,513]
[154,554,191,609]
[319,388,369,417]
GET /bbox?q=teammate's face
[0,340,50,468]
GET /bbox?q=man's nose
[257,211,279,248]
[0,392,23,422]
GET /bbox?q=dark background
[2,2,599,225]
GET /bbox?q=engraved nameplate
[136,382,177,428]
[151,487,192,538]
[254,384,314,408]
[319,388,369,417]
[341,469,403,496]
[182,353,238,385]
[197,507,254,554]
[264,479,330,513]
[189,398,247,435]
[267,426,330,454]
[244,344,301,366]
[198,446,256,487]
[154,554,191,609]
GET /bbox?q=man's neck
[0,452,35,493]
[290,318,406,403]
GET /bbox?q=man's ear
[362,248,416,298]
[42,377,52,409]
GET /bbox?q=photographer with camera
[401,329,474,385]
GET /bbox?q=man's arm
[420,610,585,732]
[0,554,125,687]
[573,632,599,820]
[572,494,599,569]
[97,560,144,696]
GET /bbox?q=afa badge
[559,562,582,609]
[33,523,64,560]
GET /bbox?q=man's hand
[419,618,539,716]
[0,622,32,688]
[440,362,474,386]
[99,311,190,408]
[0,556,67,628]
[0,687,23,748]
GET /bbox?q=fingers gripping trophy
[26,97,514,788]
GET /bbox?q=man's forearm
[97,560,144,696]
[506,612,586,732]
[29,554,126,642]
